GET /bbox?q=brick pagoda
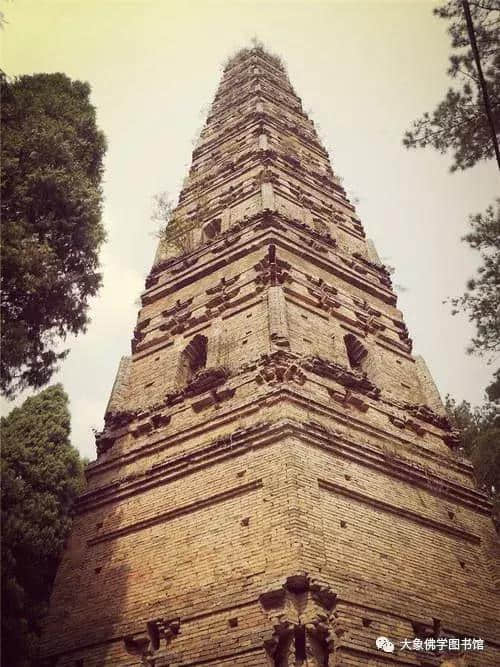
[41,46,499,666]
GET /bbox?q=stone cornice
[143,214,396,311]
[83,409,488,517]
[203,106,322,162]
[87,479,263,545]
[181,145,346,212]
[103,347,447,456]
[135,279,406,366]
[195,100,326,162]
[214,67,295,108]
[319,479,481,544]
[211,79,302,118]
[148,206,364,291]
[39,580,500,662]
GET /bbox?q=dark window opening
[177,334,208,386]
[294,625,307,662]
[202,219,221,242]
[271,623,330,667]
[344,333,368,368]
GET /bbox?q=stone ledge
[81,413,491,516]
[87,479,262,546]
[319,479,481,545]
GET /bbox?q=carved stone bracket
[146,253,193,282]
[254,210,287,233]
[164,365,231,407]
[385,404,457,444]
[242,352,381,403]
[302,355,380,399]
[329,387,370,413]
[406,418,426,436]
[184,365,230,397]
[95,409,138,455]
[95,406,172,455]
[162,311,208,336]
[384,317,413,348]
[279,213,338,252]
[162,297,194,318]
[356,311,386,336]
[146,208,342,299]
[306,277,335,293]
[133,299,195,350]
[170,256,199,276]
[389,414,406,429]
[103,408,137,431]
[403,403,452,431]
[97,370,233,452]
[210,232,243,253]
[306,276,342,312]
[442,429,461,450]
[352,251,393,286]
[255,351,306,386]
[130,412,171,439]
[205,274,240,296]
[254,245,292,287]
[205,284,241,314]
[259,575,338,666]
[386,411,430,437]
[191,386,236,412]
[250,209,338,255]
[123,617,180,666]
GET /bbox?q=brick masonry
[40,46,499,666]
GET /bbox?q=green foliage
[1,384,86,666]
[403,1,500,172]
[151,191,200,255]
[486,367,500,402]
[446,395,500,517]
[403,3,500,388]
[449,199,500,397]
[223,39,286,74]
[450,199,500,356]
[1,72,107,398]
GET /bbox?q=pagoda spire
[40,45,499,667]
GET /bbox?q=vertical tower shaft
[41,45,499,667]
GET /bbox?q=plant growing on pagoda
[151,192,198,255]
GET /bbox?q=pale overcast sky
[2,0,498,459]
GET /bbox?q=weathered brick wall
[40,46,499,666]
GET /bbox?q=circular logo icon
[376,636,395,653]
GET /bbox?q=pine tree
[403,1,499,172]
[404,2,500,402]
[1,385,86,666]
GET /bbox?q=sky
[2,0,498,459]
